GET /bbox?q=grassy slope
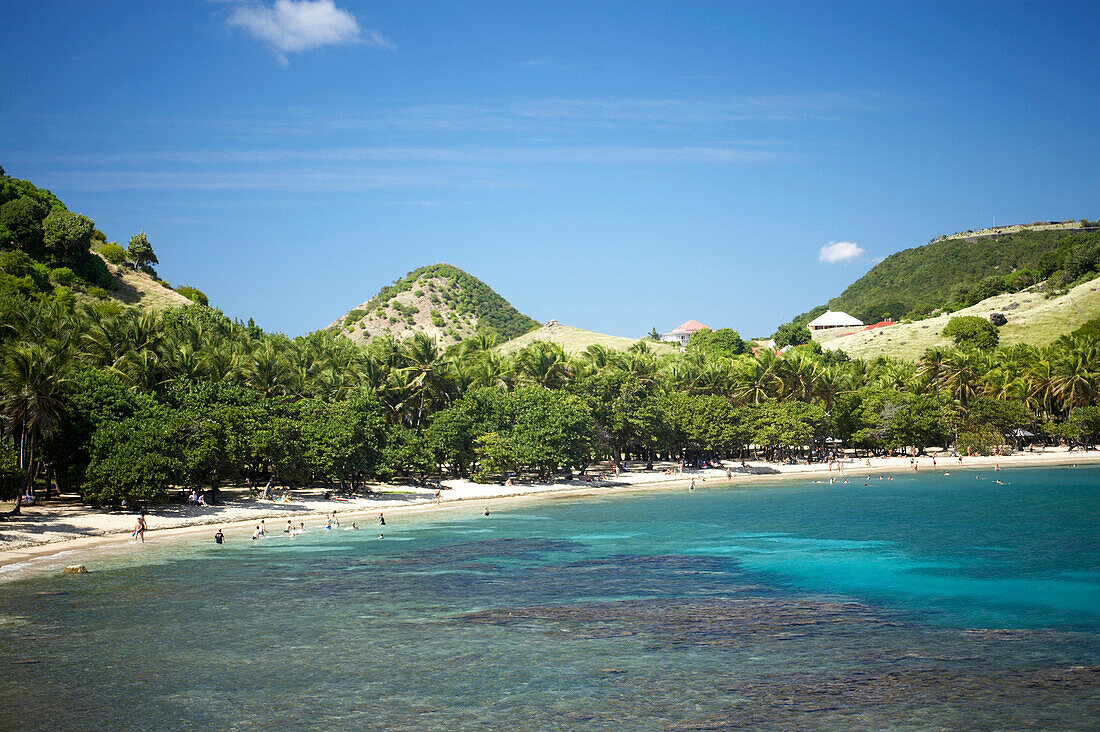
[497,322,678,355]
[817,273,1100,360]
[105,259,192,309]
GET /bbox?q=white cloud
[227,1,392,62]
[818,240,864,263]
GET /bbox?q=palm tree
[399,333,450,429]
[513,342,573,389]
[944,350,981,409]
[1052,342,1099,415]
[917,347,947,403]
[732,353,778,405]
[0,343,69,514]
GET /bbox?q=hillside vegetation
[816,273,1100,360]
[330,263,539,348]
[0,166,197,312]
[497,320,677,355]
[803,223,1100,326]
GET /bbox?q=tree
[127,231,158,274]
[0,196,49,255]
[0,343,69,514]
[647,327,661,342]
[942,316,999,350]
[773,322,811,348]
[688,327,745,358]
[42,209,95,266]
[84,414,182,505]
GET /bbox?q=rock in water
[63,565,88,574]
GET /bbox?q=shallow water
[1,466,1098,730]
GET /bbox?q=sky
[1,1,1098,338]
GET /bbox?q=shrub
[50,266,75,285]
[942,315,999,349]
[414,289,424,297]
[773,322,811,348]
[98,242,127,264]
[176,285,209,306]
[343,308,366,327]
[88,286,109,300]
[52,285,76,310]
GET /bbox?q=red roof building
[661,320,709,346]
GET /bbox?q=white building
[807,310,863,331]
[661,320,709,346]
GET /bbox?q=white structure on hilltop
[661,320,709,346]
[807,310,863,331]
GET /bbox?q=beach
[3,447,1097,574]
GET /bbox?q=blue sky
[2,1,1098,338]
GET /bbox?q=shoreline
[3,449,1098,576]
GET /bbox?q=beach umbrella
[1007,428,1035,438]
[824,437,843,444]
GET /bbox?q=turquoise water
[2,466,1098,730]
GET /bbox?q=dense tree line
[3,289,1100,512]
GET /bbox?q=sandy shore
[2,448,1097,574]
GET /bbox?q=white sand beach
[2,447,1098,573]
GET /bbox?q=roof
[859,319,894,332]
[807,310,863,328]
[666,320,709,334]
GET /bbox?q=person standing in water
[284,520,292,533]
[483,507,490,516]
[134,512,147,543]
[259,520,266,536]
[689,478,695,491]
[214,529,224,544]
[378,513,385,526]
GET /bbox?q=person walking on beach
[134,512,147,544]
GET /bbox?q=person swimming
[483,507,490,516]
[378,533,384,539]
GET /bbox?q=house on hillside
[807,310,863,331]
[661,320,709,347]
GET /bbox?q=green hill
[816,222,1100,325]
[0,167,196,311]
[329,263,539,348]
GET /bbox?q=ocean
[1,465,1097,730]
